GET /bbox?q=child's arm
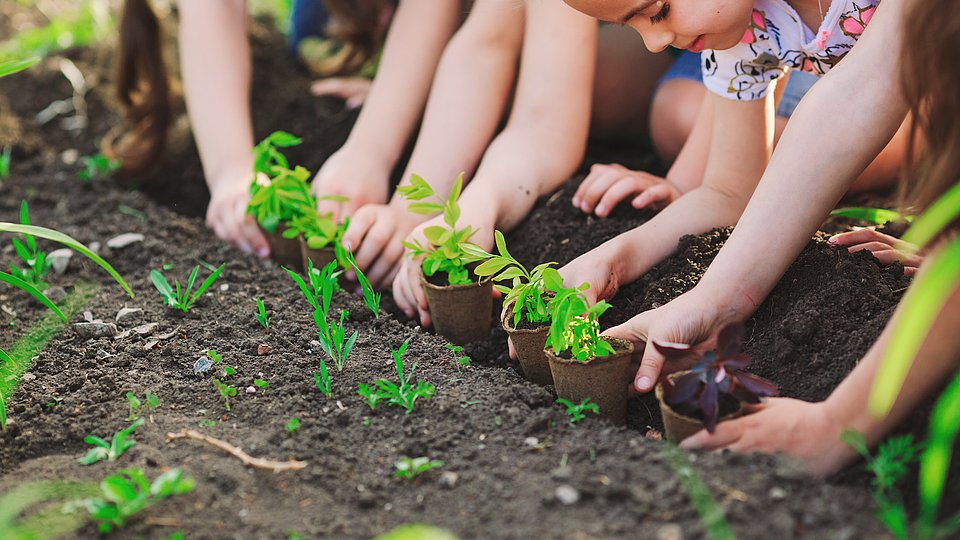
[600,0,909,393]
[392,0,598,323]
[313,0,462,218]
[682,268,960,477]
[341,0,526,287]
[178,0,267,256]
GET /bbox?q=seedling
[254,378,269,389]
[318,309,358,372]
[207,349,236,377]
[212,378,238,411]
[313,358,333,398]
[655,324,778,433]
[286,417,301,433]
[445,343,471,371]
[79,418,144,465]
[357,383,385,411]
[0,146,11,179]
[466,230,563,326]
[398,174,484,285]
[284,202,349,250]
[10,201,52,291]
[394,456,444,480]
[831,207,913,225]
[79,468,194,533]
[287,260,356,371]
[126,391,160,421]
[843,430,919,536]
[556,397,600,424]
[545,285,615,361]
[247,131,315,234]
[77,153,121,181]
[150,263,225,312]
[255,297,270,328]
[373,339,435,414]
[343,250,381,317]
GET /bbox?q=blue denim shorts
[658,51,819,118]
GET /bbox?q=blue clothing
[288,0,330,56]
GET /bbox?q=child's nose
[639,26,675,53]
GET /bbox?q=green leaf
[422,226,448,246]
[100,477,137,504]
[830,207,910,225]
[448,173,464,206]
[190,263,225,303]
[0,57,40,78]
[902,182,960,249]
[150,270,175,306]
[265,131,303,148]
[0,271,65,321]
[474,257,512,277]
[493,230,513,260]
[918,370,960,533]
[407,202,444,215]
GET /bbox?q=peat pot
[655,372,744,444]
[545,337,634,425]
[501,302,552,386]
[420,268,493,345]
[262,223,302,269]
[299,237,337,273]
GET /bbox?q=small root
[165,429,307,472]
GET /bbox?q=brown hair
[109,0,171,174]
[900,0,960,211]
[311,0,390,76]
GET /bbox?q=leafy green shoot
[213,379,238,411]
[254,378,269,389]
[831,207,912,225]
[78,468,194,534]
[286,259,355,370]
[445,343,471,371]
[0,57,40,78]
[77,153,121,181]
[371,339,435,414]
[357,383,385,411]
[843,430,920,539]
[283,199,349,250]
[313,358,333,398]
[150,263,225,312]
[556,397,600,424]
[247,131,315,234]
[286,417,301,433]
[79,418,145,465]
[343,249,380,317]
[318,309,357,372]
[126,391,160,421]
[10,201,51,291]
[394,456,444,480]
[465,230,562,326]
[0,146,11,179]
[546,285,615,361]
[255,297,270,329]
[918,370,960,539]
[397,174,484,285]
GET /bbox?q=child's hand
[829,229,922,276]
[310,76,373,110]
[557,250,623,304]
[312,146,391,221]
[206,178,269,258]
[572,164,681,218]
[340,203,425,288]
[679,397,853,477]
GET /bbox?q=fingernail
[572,197,580,206]
[596,205,606,216]
[257,247,269,258]
[343,240,353,251]
[637,376,652,391]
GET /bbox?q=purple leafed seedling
[655,324,779,433]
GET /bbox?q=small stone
[524,437,539,447]
[44,286,67,303]
[95,349,112,360]
[74,321,118,339]
[21,373,36,382]
[554,485,580,505]
[143,339,159,350]
[219,284,229,292]
[115,307,142,324]
[61,149,79,165]
[83,311,96,322]
[131,323,158,336]
[106,233,144,249]
[550,466,573,481]
[193,356,213,374]
[769,487,788,500]
[48,249,73,274]
[438,471,459,489]
[257,344,272,356]
[656,524,683,540]
[88,242,101,255]
[246,386,257,394]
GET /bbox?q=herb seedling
[313,358,333,398]
[10,201,52,290]
[77,153,121,181]
[247,131,316,234]
[557,397,600,424]
[655,324,778,433]
[80,468,194,533]
[343,249,380,317]
[212,379,238,411]
[126,391,160,421]
[466,230,563,326]
[445,343,471,371]
[394,456,444,480]
[255,297,270,329]
[0,146,11,179]
[286,417,301,433]
[284,202,348,250]
[545,285,615,361]
[287,260,356,371]
[254,378,269,389]
[843,430,921,537]
[318,309,357,372]
[79,418,144,465]
[357,383,385,411]
[207,349,236,377]
[373,339,435,414]
[397,174,484,285]
[150,263,225,312]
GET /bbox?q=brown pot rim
[654,371,744,424]
[501,299,550,335]
[544,336,633,367]
[419,266,491,291]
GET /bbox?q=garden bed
[0,20,953,540]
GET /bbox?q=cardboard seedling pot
[501,303,552,386]
[655,372,744,444]
[262,223,302,269]
[545,337,634,426]
[299,237,337,273]
[420,268,493,345]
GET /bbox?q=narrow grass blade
[664,445,737,540]
[917,370,960,535]
[0,57,40,78]
[901,182,960,249]
[0,271,65,321]
[831,207,909,225]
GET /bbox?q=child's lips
[685,35,707,53]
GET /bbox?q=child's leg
[649,51,706,163]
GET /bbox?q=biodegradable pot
[545,337,634,426]
[299,237,336,273]
[420,268,493,345]
[501,303,552,386]
[655,372,744,444]
[262,223,302,269]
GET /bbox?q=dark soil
[0,12,953,540]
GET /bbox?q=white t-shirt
[702,0,880,100]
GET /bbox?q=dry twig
[166,429,307,472]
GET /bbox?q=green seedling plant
[247,131,315,234]
[284,202,349,250]
[831,206,913,225]
[343,249,381,317]
[286,417,301,433]
[286,260,356,371]
[0,57,40,78]
[319,310,358,372]
[357,383,385,411]
[545,285,615,361]
[254,378,269,389]
[556,397,600,424]
[313,358,333,398]
[394,456,444,480]
[79,418,144,465]
[446,343,471,371]
[843,430,921,538]
[10,201,52,290]
[397,174,483,285]
[77,153,121,181]
[373,339,435,414]
[78,468,195,534]
[255,297,270,328]
[126,391,160,421]
[465,230,563,326]
[213,379,238,411]
[151,263,225,312]
[0,146,11,179]
[207,348,236,376]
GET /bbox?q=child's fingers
[679,421,744,450]
[392,268,415,318]
[575,167,623,212]
[315,196,345,222]
[632,183,674,209]
[341,206,379,261]
[352,218,395,274]
[828,228,895,247]
[595,178,646,218]
[414,275,431,329]
[366,238,405,289]
[507,337,517,360]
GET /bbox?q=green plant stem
[664,446,737,540]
